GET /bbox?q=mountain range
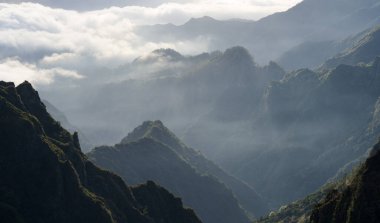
[40,11,380,211]
[228,56,380,207]
[6,0,380,222]
[137,0,380,64]
[0,81,201,223]
[53,46,284,147]
[88,120,268,222]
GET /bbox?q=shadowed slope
[0,81,201,223]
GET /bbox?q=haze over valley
[2,0,380,223]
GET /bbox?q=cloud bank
[0,1,301,85]
[0,58,82,86]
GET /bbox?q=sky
[0,0,302,86]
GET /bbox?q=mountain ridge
[88,136,251,223]
[120,120,269,217]
[0,80,202,223]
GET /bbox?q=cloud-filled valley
[0,1,305,85]
[2,1,380,223]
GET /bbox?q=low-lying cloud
[0,58,82,86]
[0,1,301,85]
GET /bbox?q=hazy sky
[3,0,303,24]
[0,1,302,86]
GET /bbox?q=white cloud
[0,58,83,86]
[0,3,214,69]
[2,1,302,15]
[0,1,301,85]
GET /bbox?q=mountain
[256,139,380,223]
[277,40,347,71]
[279,22,380,72]
[310,140,380,223]
[57,46,284,147]
[322,25,380,69]
[120,120,269,217]
[88,137,251,223]
[0,81,201,223]
[137,0,380,64]
[43,100,93,151]
[255,184,335,223]
[227,57,380,207]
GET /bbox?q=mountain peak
[133,48,185,64]
[0,81,15,88]
[186,16,217,25]
[221,46,255,65]
[152,48,184,60]
[0,81,202,223]
[15,81,73,143]
[16,81,42,106]
[121,120,184,151]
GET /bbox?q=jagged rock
[0,81,202,223]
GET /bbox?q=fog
[2,0,380,216]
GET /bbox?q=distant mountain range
[229,56,380,207]
[59,46,284,147]
[137,0,380,64]
[0,81,201,223]
[43,18,380,210]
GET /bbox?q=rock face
[310,140,380,223]
[88,123,252,223]
[0,81,201,223]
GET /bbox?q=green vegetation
[310,142,380,223]
[254,178,356,223]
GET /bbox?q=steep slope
[255,186,332,223]
[322,25,380,69]
[277,40,347,71]
[276,25,375,70]
[229,57,380,207]
[43,100,93,151]
[88,137,250,223]
[310,140,380,223]
[255,139,380,223]
[0,81,201,223]
[120,120,269,217]
[254,167,368,223]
